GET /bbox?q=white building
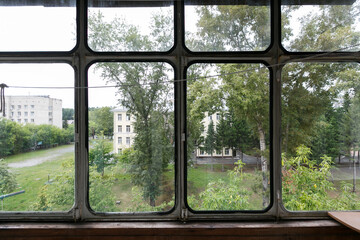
[196,112,233,158]
[112,108,135,154]
[112,109,232,158]
[3,95,62,129]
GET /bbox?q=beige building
[197,112,233,158]
[4,95,62,129]
[112,108,135,154]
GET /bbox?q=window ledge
[0,220,359,239]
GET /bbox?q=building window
[31,119,34,123]
[17,119,21,123]
[49,112,52,117]
[24,112,28,117]
[31,112,34,117]
[117,114,122,121]
[11,105,14,110]
[126,125,130,133]
[118,137,122,144]
[17,105,21,109]
[31,105,34,109]
[216,113,220,120]
[17,112,21,116]
[118,148,122,154]
[11,112,14,117]
[24,105,27,109]
[24,119,28,123]
[126,114,130,121]
[224,148,229,155]
[118,125,122,133]
[126,137,130,145]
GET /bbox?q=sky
[1,3,359,108]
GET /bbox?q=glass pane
[185,0,271,51]
[0,64,75,211]
[281,0,360,52]
[88,1,174,52]
[88,62,175,212]
[0,1,76,51]
[282,62,360,211]
[187,63,270,211]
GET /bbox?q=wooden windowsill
[0,220,359,240]
[329,212,360,233]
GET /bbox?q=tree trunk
[353,150,357,193]
[210,152,214,171]
[258,125,268,208]
[222,151,224,172]
[150,197,155,207]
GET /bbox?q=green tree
[89,137,117,176]
[221,64,270,208]
[88,107,114,138]
[0,159,17,196]
[88,12,174,207]
[204,119,216,171]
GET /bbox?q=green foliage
[204,120,216,156]
[88,107,114,138]
[0,159,17,196]
[88,11,175,207]
[282,145,360,211]
[189,5,270,51]
[32,159,118,212]
[188,160,256,210]
[89,138,117,176]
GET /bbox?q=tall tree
[88,107,114,138]
[88,12,174,206]
[221,64,270,207]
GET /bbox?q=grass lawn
[2,148,74,211]
[3,145,73,164]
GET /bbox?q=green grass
[3,144,73,164]
[3,147,359,212]
[2,148,74,211]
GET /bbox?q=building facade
[112,108,135,154]
[112,109,232,158]
[3,95,62,128]
[196,112,234,158]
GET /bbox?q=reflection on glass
[282,62,360,211]
[0,1,76,51]
[0,64,75,211]
[185,0,271,51]
[187,63,270,211]
[88,62,174,212]
[281,0,360,52]
[88,1,174,52]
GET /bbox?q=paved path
[8,145,74,168]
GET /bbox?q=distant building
[3,95,62,128]
[112,108,135,154]
[197,112,233,158]
[112,109,233,158]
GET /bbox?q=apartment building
[197,112,233,158]
[4,95,62,128]
[112,108,135,154]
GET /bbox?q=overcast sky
[1,3,358,108]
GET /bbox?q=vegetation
[0,118,74,158]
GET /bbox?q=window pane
[281,62,360,211]
[0,64,75,211]
[185,0,271,51]
[88,62,175,212]
[281,0,360,52]
[0,1,76,51]
[88,1,174,52]
[187,63,270,211]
